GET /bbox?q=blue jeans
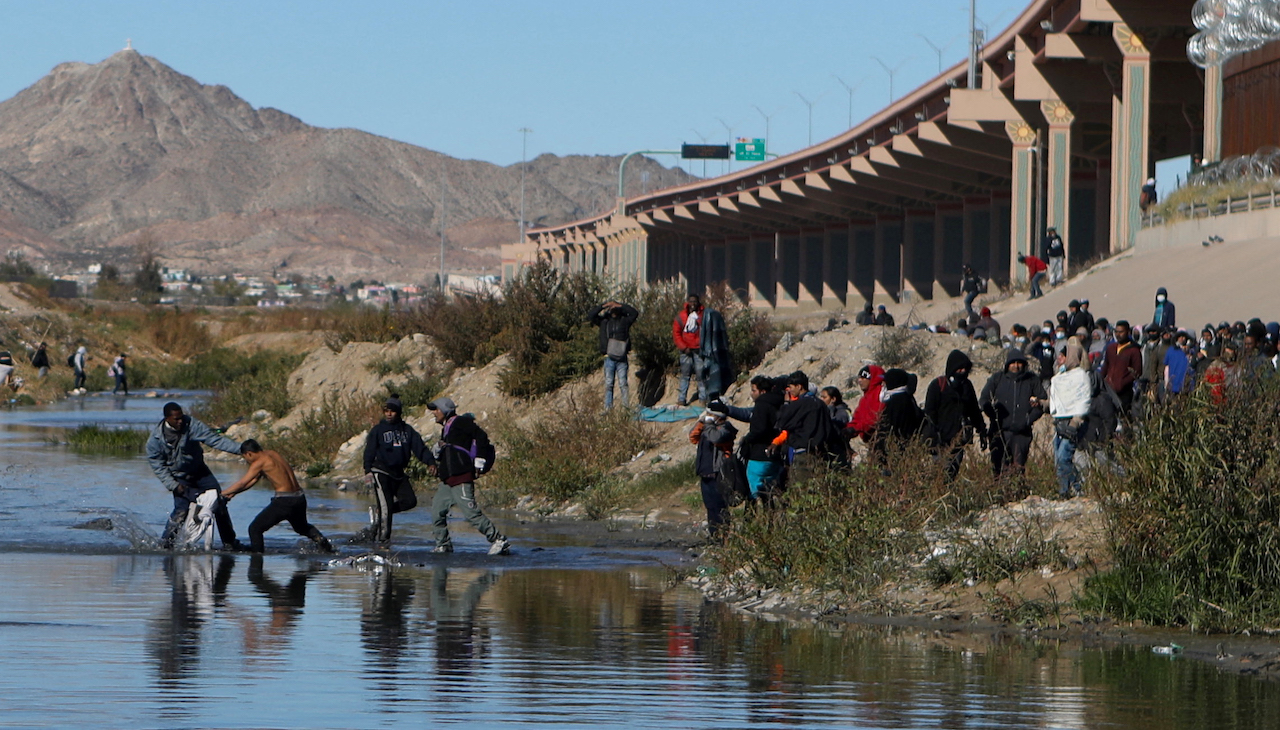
[963,290,979,319]
[1029,271,1046,299]
[677,351,706,405]
[745,459,783,499]
[603,356,629,409]
[1053,434,1081,497]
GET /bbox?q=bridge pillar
[850,224,874,308]
[775,232,800,308]
[1110,24,1150,253]
[873,216,903,302]
[903,210,933,301]
[747,235,773,309]
[1005,121,1037,283]
[824,226,848,307]
[1042,100,1075,278]
[797,231,821,306]
[934,204,964,299]
[1203,63,1223,163]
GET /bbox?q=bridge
[503,0,1209,310]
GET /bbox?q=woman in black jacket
[872,368,925,465]
[720,375,785,502]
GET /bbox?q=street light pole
[439,174,447,293]
[793,91,824,146]
[833,75,866,129]
[871,56,911,104]
[752,105,778,156]
[518,127,532,242]
[968,0,978,88]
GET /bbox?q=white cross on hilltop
[125,38,133,51]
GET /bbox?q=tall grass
[59,425,149,454]
[1080,373,1280,631]
[270,394,382,475]
[191,350,307,425]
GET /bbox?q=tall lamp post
[793,91,824,147]
[752,105,779,156]
[833,75,865,129]
[871,56,912,104]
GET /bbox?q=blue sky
[0,0,1028,172]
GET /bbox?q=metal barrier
[1141,188,1280,229]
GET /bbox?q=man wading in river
[222,439,334,554]
[357,394,432,545]
[426,397,510,555]
[147,402,248,551]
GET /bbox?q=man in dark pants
[146,401,247,550]
[222,439,333,553]
[979,349,1047,478]
[426,397,510,555]
[359,395,433,544]
[1102,320,1143,421]
[924,350,984,482]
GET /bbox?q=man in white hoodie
[73,346,88,393]
[1048,339,1093,497]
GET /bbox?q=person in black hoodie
[871,368,924,466]
[719,375,786,502]
[588,300,640,409]
[773,371,836,483]
[426,397,510,555]
[923,350,984,481]
[979,349,1047,477]
[359,395,433,544]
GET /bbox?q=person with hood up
[588,299,639,409]
[1049,339,1093,497]
[30,342,49,379]
[109,353,128,396]
[72,345,88,393]
[359,394,433,545]
[690,405,738,537]
[722,375,786,502]
[147,401,248,551]
[426,396,510,555]
[673,294,706,407]
[771,370,837,483]
[924,350,984,481]
[846,365,886,444]
[979,349,1047,477]
[1152,287,1176,329]
[855,302,875,325]
[871,368,924,466]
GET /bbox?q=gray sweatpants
[431,481,502,548]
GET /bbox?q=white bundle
[178,490,220,551]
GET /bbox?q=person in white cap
[426,396,509,555]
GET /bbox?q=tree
[133,254,164,304]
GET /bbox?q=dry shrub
[486,393,658,504]
[870,326,931,370]
[271,394,382,473]
[146,307,212,359]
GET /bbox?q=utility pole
[716,117,741,174]
[518,127,532,242]
[916,34,955,75]
[439,175,447,293]
[968,0,978,89]
[690,128,711,176]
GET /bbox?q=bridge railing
[1141,188,1280,229]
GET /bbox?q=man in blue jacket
[147,402,247,550]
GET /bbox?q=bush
[1080,374,1280,631]
[486,394,658,504]
[59,425,149,453]
[271,393,381,472]
[145,307,212,360]
[870,326,932,370]
[192,350,306,425]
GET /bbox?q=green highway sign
[735,138,766,162]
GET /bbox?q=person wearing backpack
[923,350,984,482]
[426,396,510,555]
[358,394,433,545]
[108,353,128,396]
[689,406,738,538]
[588,299,639,409]
[71,346,88,393]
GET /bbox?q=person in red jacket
[673,294,706,406]
[1018,253,1047,300]
[1101,320,1143,422]
[846,364,886,443]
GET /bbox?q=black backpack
[443,417,497,476]
[66,353,76,368]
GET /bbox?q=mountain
[0,51,694,279]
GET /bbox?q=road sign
[735,138,766,162]
[681,143,730,160]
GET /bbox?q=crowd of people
[673,281,1280,536]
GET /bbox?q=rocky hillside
[0,50,694,278]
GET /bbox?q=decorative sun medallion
[1114,24,1148,56]
[1041,100,1075,125]
[1005,121,1036,145]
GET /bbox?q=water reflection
[4,555,1280,727]
[147,555,235,691]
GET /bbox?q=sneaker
[487,538,511,556]
[226,540,253,553]
[432,543,454,554]
[347,526,376,545]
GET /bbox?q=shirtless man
[222,439,334,553]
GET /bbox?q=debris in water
[72,517,114,531]
[328,553,404,571]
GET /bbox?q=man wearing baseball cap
[426,396,510,555]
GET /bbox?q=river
[2,394,1279,728]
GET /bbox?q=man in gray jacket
[147,402,247,550]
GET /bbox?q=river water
[3,395,1280,728]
